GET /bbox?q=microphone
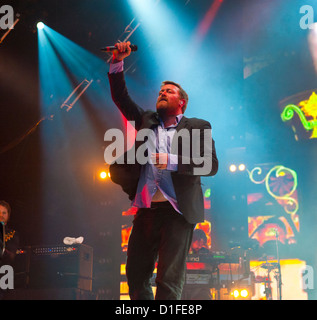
[100,44,138,52]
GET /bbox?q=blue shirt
[109,60,183,213]
[132,115,183,213]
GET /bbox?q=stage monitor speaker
[27,244,93,291]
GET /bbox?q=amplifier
[31,245,82,256]
[16,244,93,291]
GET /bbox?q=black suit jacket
[108,71,218,224]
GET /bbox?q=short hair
[0,200,11,220]
[192,229,207,244]
[161,80,189,113]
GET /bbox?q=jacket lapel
[175,116,188,132]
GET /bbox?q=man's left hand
[151,153,168,170]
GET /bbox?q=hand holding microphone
[101,41,137,62]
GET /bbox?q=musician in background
[0,201,19,267]
[190,228,210,254]
[0,201,19,300]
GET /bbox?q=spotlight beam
[193,0,223,46]
[39,29,94,113]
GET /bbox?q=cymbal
[260,262,278,270]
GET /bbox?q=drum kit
[255,260,282,300]
[254,230,283,300]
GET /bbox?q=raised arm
[108,41,145,130]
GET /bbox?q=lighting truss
[60,79,93,112]
[105,17,141,64]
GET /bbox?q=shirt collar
[159,114,184,129]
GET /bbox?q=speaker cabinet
[18,244,93,291]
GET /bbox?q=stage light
[238,164,246,171]
[100,171,108,179]
[230,288,250,300]
[229,164,237,172]
[37,22,45,30]
[232,289,239,298]
[240,289,249,298]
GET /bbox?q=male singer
[107,41,218,300]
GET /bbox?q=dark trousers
[126,202,194,300]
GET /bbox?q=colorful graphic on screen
[247,165,299,248]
